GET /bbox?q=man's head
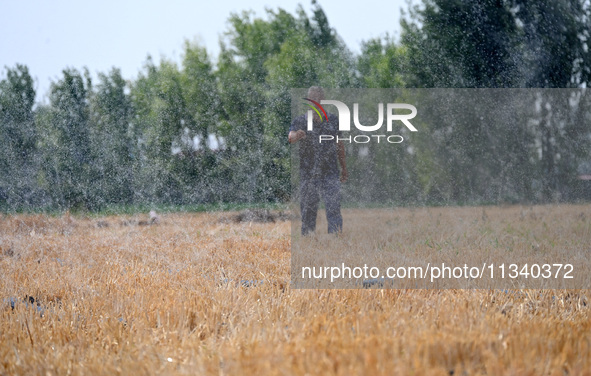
[307,86,325,103]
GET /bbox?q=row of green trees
[1,0,590,211]
[397,0,591,203]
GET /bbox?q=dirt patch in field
[218,209,294,224]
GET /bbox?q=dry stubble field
[1,204,590,375]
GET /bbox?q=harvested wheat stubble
[0,205,590,375]
[217,208,294,224]
[293,204,591,289]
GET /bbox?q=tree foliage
[0,0,589,211]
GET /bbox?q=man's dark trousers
[300,176,342,235]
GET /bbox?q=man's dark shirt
[290,112,340,180]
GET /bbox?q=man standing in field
[288,86,348,235]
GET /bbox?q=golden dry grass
[1,205,590,375]
[293,205,591,289]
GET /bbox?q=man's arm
[288,129,306,144]
[337,141,348,183]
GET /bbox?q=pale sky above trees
[1,0,409,101]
